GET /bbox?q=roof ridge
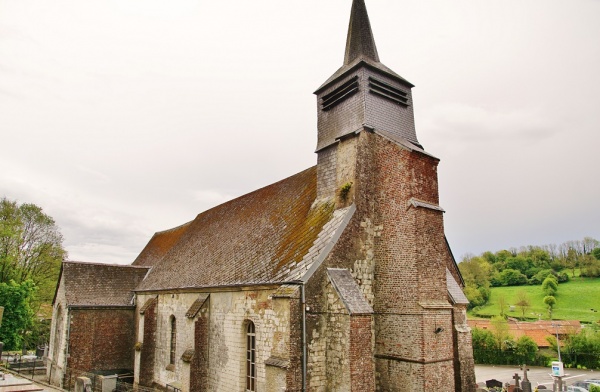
[64,260,150,269]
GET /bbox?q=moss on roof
[136,166,342,291]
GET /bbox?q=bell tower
[314,0,422,201]
[311,1,476,391]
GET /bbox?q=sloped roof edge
[301,204,356,283]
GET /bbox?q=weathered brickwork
[139,299,157,387]
[285,296,302,391]
[67,309,136,372]
[305,127,472,391]
[350,315,375,392]
[190,315,208,392]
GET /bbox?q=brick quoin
[190,317,208,392]
[350,315,375,392]
[139,301,157,387]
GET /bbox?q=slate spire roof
[315,0,413,94]
[344,0,380,65]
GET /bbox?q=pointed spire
[344,0,380,65]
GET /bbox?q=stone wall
[134,288,294,392]
[453,305,477,391]
[47,278,68,387]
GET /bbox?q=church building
[47,1,476,391]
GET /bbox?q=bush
[542,276,558,296]
[581,259,600,277]
[491,269,529,287]
[556,271,570,283]
[530,269,555,285]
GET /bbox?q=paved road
[476,364,600,388]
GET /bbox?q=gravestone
[513,372,522,389]
[486,379,503,389]
[521,365,532,392]
[75,377,93,392]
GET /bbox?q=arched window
[170,316,177,365]
[245,321,256,392]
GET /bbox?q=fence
[61,368,161,392]
[2,354,45,378]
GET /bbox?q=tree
[561,328,600,370]
[544,295,556,319]
[459,255,492,288]
[0,197,66,302]
[515,290,531,318]
[0,279,36,350]
[515,335,538,365]
[593,247,600,261]
[497,294,507,318]
[565,248,579,277]
[490,316,511,350]
[582,237,599,255]
[542,276,558,296]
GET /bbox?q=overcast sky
[1,0,599,264]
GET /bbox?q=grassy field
[469,276,600,323]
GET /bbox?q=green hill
[469,276,600,323]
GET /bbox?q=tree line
[458,237,600,309]
[0,197,66,350]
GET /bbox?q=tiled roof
[327,268,373,315]
[185,294,209,318]
[136,167,351,291]
[61,261,150,307]
[132,222,191,267]
[447,269,469,305]
[468,319,582,347]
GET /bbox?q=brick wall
[190,316,208,392]
[307,129,470,391]
[67,308,136,372]
[350,315,375,391]
[139,300,157,387]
